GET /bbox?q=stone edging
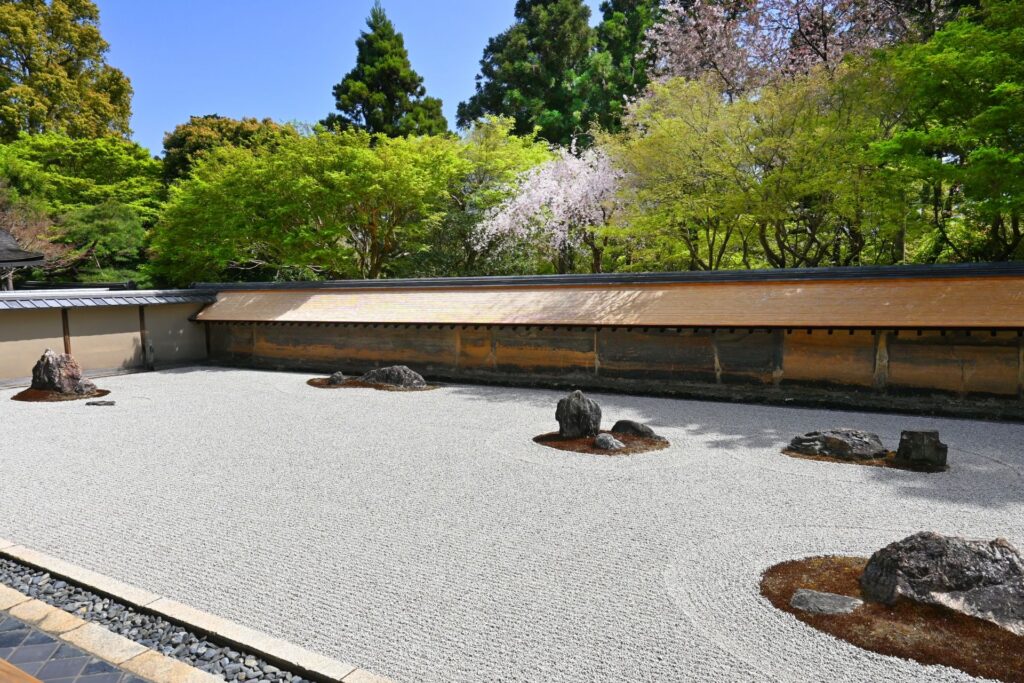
[0,538,390,683]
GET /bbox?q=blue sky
[94,0,604,156]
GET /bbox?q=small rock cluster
[0,557,306,682]
[787,428,948,469]
[554,391,666,451]
[30,349,97,395]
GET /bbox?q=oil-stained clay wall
[66,306,144,374]
[0,309,65,385]
[207,323,1024,401]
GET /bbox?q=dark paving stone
[17,659,45,676]
[0,646,12,659]
[77,674,124,683]
[0,628,29,647]
[22,630,57,645]
[51,642,88,659]
[121,677,150,683]
[8,642,59,663]
[82,658,118,675]
[36,655,88,680]
[0,617,27,632]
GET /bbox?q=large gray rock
[610,420,666,441]
[555,390,601,438]
[787,429,887,460]
[30,349,95,395]
[861,531,1024,635]
[894,430,948,469]
[790,589,863,615]
[357,365,426,388]
[593,433,625,451]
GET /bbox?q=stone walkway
[0,612,144,683]
[2,368,1023,681]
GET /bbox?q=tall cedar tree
[457,0,594,146]
[0,0,132,141]
[323,2,447,137]
[583,0,661,135]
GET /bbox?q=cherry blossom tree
[646,0,908,95]
[477,145,622,273]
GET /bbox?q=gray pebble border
[0,556,306,682]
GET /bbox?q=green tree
[151,131,465,285]
[161,114,298,183]
[581,0,660,135]
[0,0,132,141]
[323,1,447,137]
[873,0,1024,262]
[457,0,594,146]
[410,116,554,276]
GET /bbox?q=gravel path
[2,368,1022,682]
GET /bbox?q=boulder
[790,589,863,615]
[861,531,1024,635]
[327,371,347,386]
[30,349,95,395]
[357,365,426,388]
[594,433,625,451]
[555,390,601,438]
[894,430,948,469]
[610,419,666,441]
[787,429,887,460]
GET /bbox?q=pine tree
[457,0,594,146]
[323,1,447,137]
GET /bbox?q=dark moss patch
[761,555,1024,682]
[11,388,110,403]
[533,430,669,456]
[306,377,438,392]
[781,449,948,473]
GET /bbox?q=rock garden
[307,364,437,391]
[10,349,109,402]
[761,531,1024,682]
[533,389,670,455]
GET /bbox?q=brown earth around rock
[760,555,1024,682]
[11,388,111,403]
[307,377,438,392]
[534,430,669,456]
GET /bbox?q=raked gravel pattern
[1,367,1023,682]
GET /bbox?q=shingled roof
[0,229,44,268]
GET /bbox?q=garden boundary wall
[0,290,215,387]
[195,263,1024,420]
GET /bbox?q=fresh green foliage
[457,0,594,146]
[0,0,132,141]
[323,1,448,137]
[162,115,299,183]
[151,130,466,284]
[873,0,1024,262]
[57,199,146,271]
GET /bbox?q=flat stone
[0,584,30,610]
[37,609,87,635]
[594,433,625,451]
[9,598,62,624]
[61,622,149,664]
[343,668,396,683]
[789,589,863,615]
[357,365,426,388]
[610,420,661,439]
[788,429,887,460]
[122,650,223,683]
[86,400,116,407]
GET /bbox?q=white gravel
[1,367,1022,682]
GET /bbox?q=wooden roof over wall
[195,264,1024,329]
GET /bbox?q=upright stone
[555,390,601,438]
[894,430,948,469]
[30,349,95,395]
